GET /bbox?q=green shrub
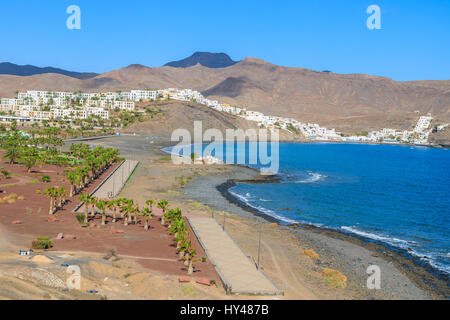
[36,189,41,194]
[32,237,52,249]
[42,175,51,183]
[75,214,85,224]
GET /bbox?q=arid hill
[0,56,449,132]
[126,101,301,141]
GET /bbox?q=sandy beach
[79,134,447,300]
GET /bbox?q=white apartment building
[85,107,109,119]
[130,90,157,101]
[414,116,432,133]
[113,100,135,111]
[1,98,23,105]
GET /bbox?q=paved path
[73,160,139,213]
[187,214,283,295]
[93,159,139,199]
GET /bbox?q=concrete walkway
[186,214,283,295]
[73,160,139,213]
[92,159,139,199]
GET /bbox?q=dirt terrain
[0,149,226,300]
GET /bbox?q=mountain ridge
[0,62,98,79]
[0,54,448,131]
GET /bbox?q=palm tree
[89,196,98,217]
[186,248,197,275]
[141,206,153,230]
[96,199,107,226]
[65,170,77,196]
[107,199,120,223]
[21,155,38,173]
[157,199,169,225]
[175,231,188,258]
[132,204,140,225]
[57,186,68,208]
[3,146,22,164]
[78,192,91,224]
[121,199,134,226]
[44,187,56,215]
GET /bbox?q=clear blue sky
[0,0,449,81]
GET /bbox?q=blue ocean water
[165,142,450,275]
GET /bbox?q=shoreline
[159,136,449,299]
[186,166,448,299]
[81,135,448,299]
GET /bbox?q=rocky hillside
[429,126,450,147]
[126,100,302,141]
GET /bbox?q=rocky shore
[184,165,448,300]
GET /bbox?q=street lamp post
[257,221,262,270]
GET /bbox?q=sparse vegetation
[302,249,319,260]
[103,248,119,261]
[31,236,52,249]
[322,268,347,288]
[75,213,85,224]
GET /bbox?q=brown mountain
[0,57,449,132]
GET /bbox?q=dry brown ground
[0,149,228,300]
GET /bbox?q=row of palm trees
[64,143,120,197]
[40,145,121,216]
[77,194,169,227]
[164,207,199,274]
[77,195,200,274]
[44,186,68,215]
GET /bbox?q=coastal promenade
[186,214,283,295]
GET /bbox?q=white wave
[296,172,327,184]
[229,189,298,225]
[340,226,450,275]
[340,226,417,247]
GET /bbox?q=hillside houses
[0,89,442,145]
